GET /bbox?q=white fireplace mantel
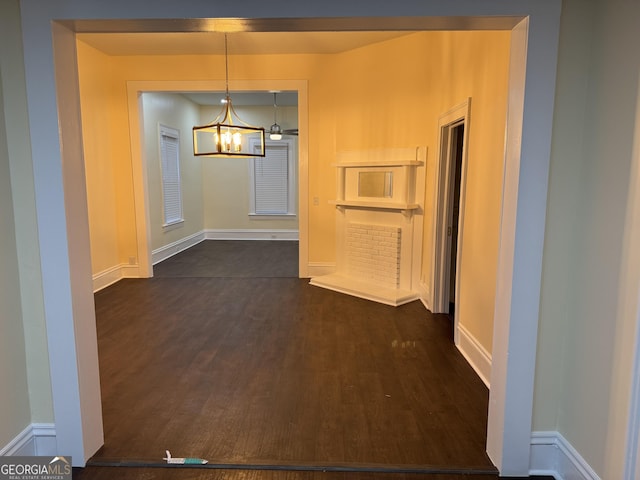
[311,147,427,306]
[331,153,424,214]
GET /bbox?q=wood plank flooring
[153,240,298,278]
[87,240,501,478]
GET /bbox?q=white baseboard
[205,229,299,241]
[120,264,140,278]
[0,423,56,456]
[92,263,142,292]
[31,424,57,456]
[456,323,491,388]
[418,280,431,311]
[152,231,206,265]
[0,424,34,456]
[310,273,419,307]
[92,264,122,292]
[530,431,601,480]
[306,262,336,277]
[94,230,206,291]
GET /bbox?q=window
[249,139,296,216]
[159,125,183,226]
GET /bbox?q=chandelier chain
[224,33,230,96]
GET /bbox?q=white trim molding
[92,263,142,292]
[418,280,431,312]
[205,229,299,241]
[530,431,601,480]
[0,423,57,457]
[456,323,491,388]
[23,3,561,467]
[430,99,471,316]
[310,274,420,307]
[93,263,144,293]
[151,230,206,265]
[92,265,124,292]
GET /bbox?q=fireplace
[310,147,426,306]
[346,223,401,288]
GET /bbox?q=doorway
[431,99,470,341]
[449,122,465,313]
[133,89,301,275]
[34,11,561,474]
[122,80,309,278]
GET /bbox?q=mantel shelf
[332,160,424,168]
[330,200,420,211]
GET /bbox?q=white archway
[124,80,309,278]
[19,3,561,475]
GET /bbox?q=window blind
[160,130,183,225]
[254,144,289,214]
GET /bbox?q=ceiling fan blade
[282,129,298,136]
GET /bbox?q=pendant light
[269,92,283,141]
[193,34,265,157]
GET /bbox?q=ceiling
[73,18,519,106]
[76,31,415,56]
[77,31,416,106]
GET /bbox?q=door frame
[431,99,471,345]
[126,80,309,279]
[20,5,562,475]
[622,76,640,480]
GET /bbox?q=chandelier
[192,34,265,157]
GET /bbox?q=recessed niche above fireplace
[330,149,424,216]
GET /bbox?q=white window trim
[158,124,184,228]
[248,138,297,217]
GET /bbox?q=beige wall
[141,92,203,250]
[78,41,120,273]
[78,40,138,272]
[200,104,299,231]
[533,0,595,435]
[534,0,640,477]
[0,63,32,449]
[447,33,510,352]
[0,0,53,443]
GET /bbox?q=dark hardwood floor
[153,240,298,278]
[81,240,529,479]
